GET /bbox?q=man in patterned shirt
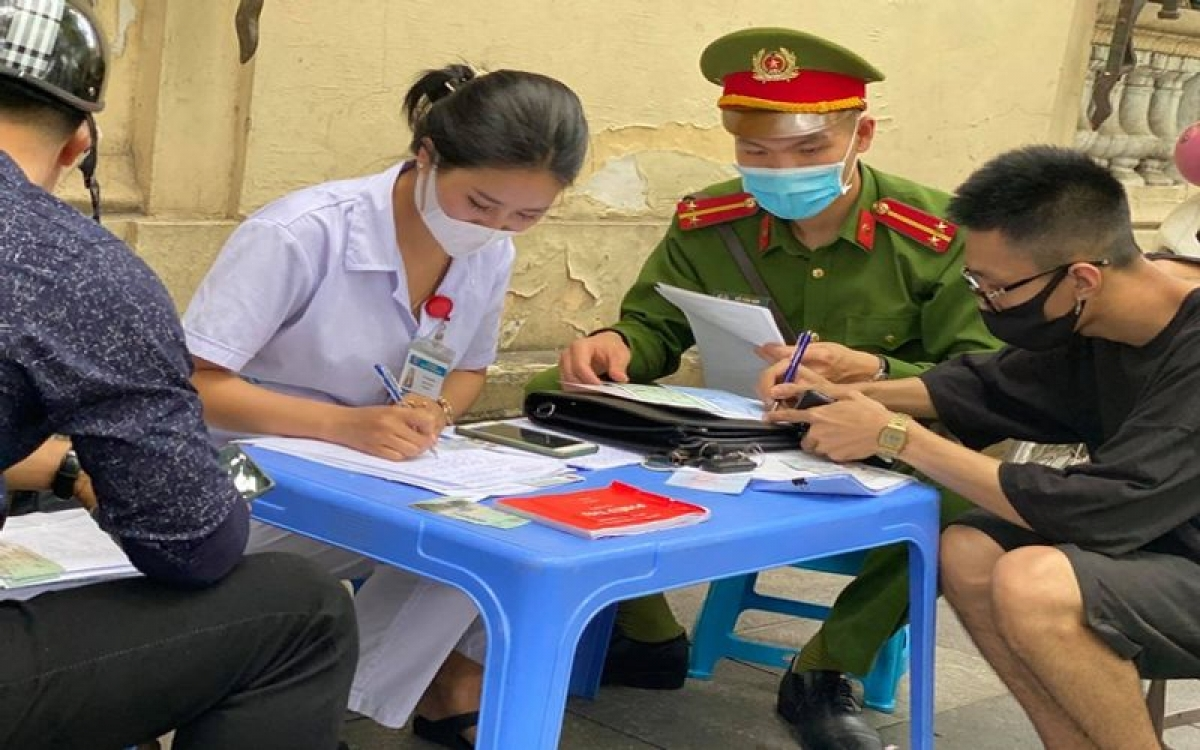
[0,2,358,748]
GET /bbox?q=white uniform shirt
[184,163,514,439]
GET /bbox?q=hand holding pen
[769,331,814,412]
[374,364,440,457]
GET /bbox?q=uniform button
[884,334,897,344]
[811,268,825,279]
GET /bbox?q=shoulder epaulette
[869,198,957,253]
[676,192,759,230]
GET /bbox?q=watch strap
[871,355,890,382]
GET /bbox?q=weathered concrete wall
[64,1,1099,413]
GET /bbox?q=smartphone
[455,421,599,459]
[796,389,835,409]
[217,444,276,502]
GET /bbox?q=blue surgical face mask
[735,126,861,221]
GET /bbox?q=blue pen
[374,363,439,456]
[373,363,405,404]
[772,331,813,411]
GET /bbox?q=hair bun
[402,64,479,129]
[445,66,477,93]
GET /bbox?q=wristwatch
[51,448,81,500]
[876,414,911,461]
[871,355,890,382]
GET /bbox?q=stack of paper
[564,382,766,421]
[750,451,913,497]
[0,509,140,599]
[243,436,579,496]
[655,283,785,397]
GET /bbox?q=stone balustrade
[1079,4,1200,247]
[1079,5,1200,187]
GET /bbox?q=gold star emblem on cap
[751,48,799,83]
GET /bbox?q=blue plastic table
[246,448,940,750]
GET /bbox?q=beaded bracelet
[435,397,456,425]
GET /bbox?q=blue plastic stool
[688,551,909,713]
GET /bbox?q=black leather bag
[524,390,804,453]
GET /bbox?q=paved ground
[338,566,1200,749]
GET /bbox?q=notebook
[495,482,710,539]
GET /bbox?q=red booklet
[496,481,710,539]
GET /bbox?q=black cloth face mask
[981,267,1083,351]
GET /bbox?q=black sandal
[412,711,478,750]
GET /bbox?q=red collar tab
[676,192,760,231]
[871,199,957,253]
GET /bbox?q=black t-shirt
[921,288,1200,560]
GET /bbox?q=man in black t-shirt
[762,145,1200,750]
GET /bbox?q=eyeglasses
[961,259,1110,313]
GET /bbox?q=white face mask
[416,164,515,258]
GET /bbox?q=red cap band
[719,70,866,113]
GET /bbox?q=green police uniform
[525,165,996,673]
[610,167,993,383]
[525,27,1001,687]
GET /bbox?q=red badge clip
[424,295,454,321]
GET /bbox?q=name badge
[398,337,454,400]
[398,293,457,399]
[714,292,770,308]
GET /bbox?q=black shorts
[954,510,1200,679]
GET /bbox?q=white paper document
[654,283,786,397]
[563,382,766,421]
[749,451,913,497]
[242,436,577,496]
[666,468,751,495]
[0,509,140,599]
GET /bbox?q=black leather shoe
[601,630,689,690]
[777,669,882,750]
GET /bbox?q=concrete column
[132,0,251,218]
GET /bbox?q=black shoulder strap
[712,222,797,344]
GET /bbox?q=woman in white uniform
[183,64,588,749]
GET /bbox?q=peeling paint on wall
[577,155,649,212]
[564,251,604,302]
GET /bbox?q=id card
[0,542,65,585]
[411,498,529,529]
[397,337,455,400]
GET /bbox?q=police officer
[527,27,999,750]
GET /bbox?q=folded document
[654,283,785,397]
[0,509,139,599]
[750,451,913,497]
